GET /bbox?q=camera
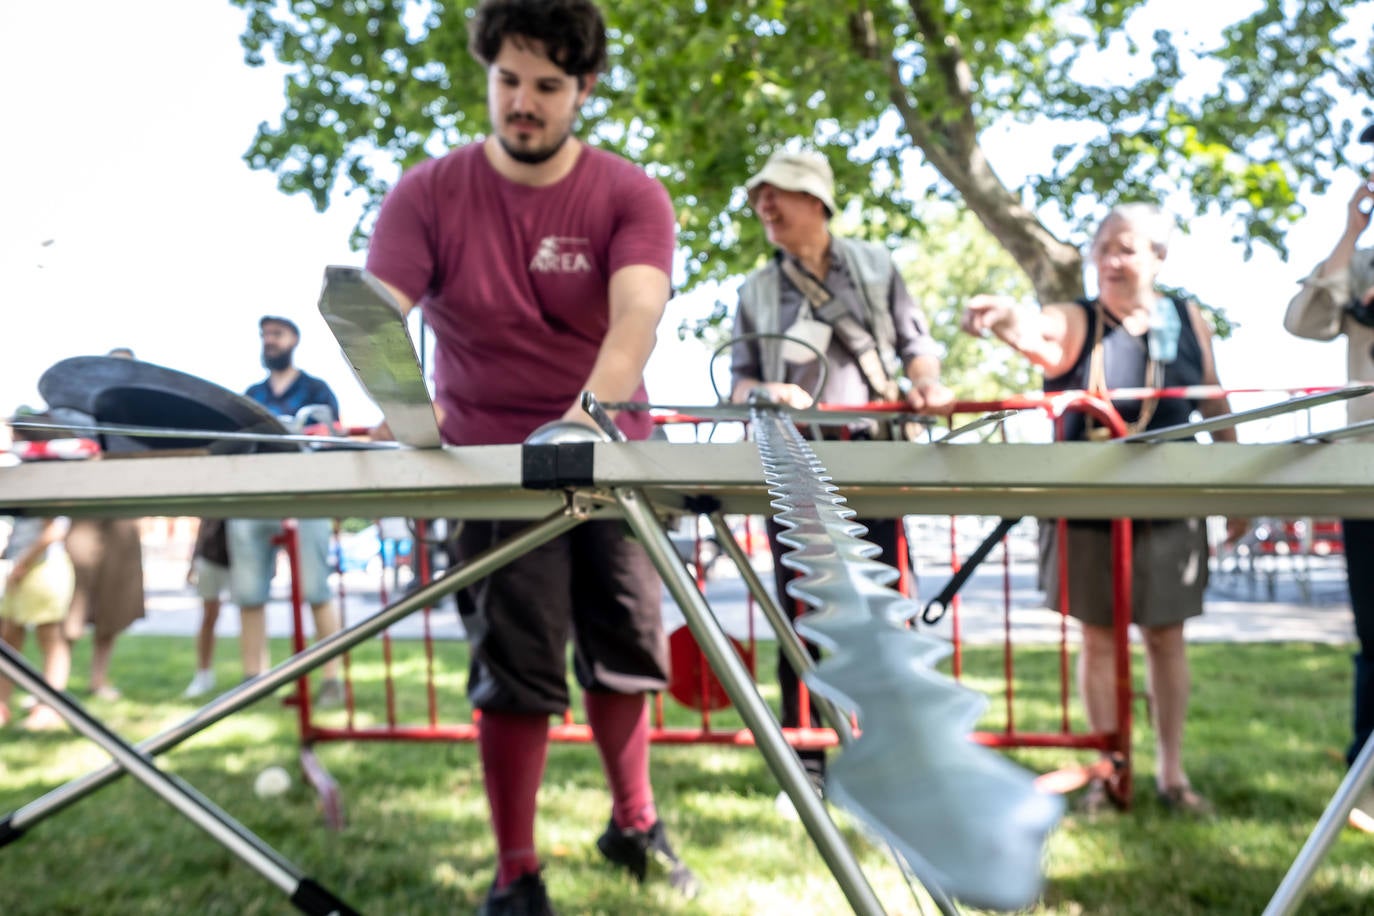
[1346,296,1374,329]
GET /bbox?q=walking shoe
[1156,783,1215,818]
[596,817,698,898]
[312,677,345,709]
[183,670,216,699]
[773,769,827,822]
[477,870,555,916]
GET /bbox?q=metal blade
[318,266,443,449]
[749,403,1062,910]
[1124,386,1374,443]
[1286,417,1374,443]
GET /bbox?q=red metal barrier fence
[279,397,1145,824]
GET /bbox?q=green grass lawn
[1,636,1371,915]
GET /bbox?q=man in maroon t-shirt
[364,1,692,912]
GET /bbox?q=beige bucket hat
[745,150,837,216]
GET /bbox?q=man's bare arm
[564,264,670,425]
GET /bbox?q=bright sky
[1,1,1370,443]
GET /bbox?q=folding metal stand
[6,382,1374,913]
[1263,731,1374,915]
[0,642,359,916]
[0,486,897,913]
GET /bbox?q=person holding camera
[1283,124,1374,830]
[728,148,953,812]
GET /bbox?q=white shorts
[194,557,232,601]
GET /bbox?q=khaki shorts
[1040,518,1208,629]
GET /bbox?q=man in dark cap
[248,316,339,422]
[1283,119,1374,831]
[227,316,344,705]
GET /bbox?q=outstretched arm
[1284,178,1374,341]
[960,294,1085,380]
[1188,303,1248,542]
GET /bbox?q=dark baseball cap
[1361,121,1374,144]
[259,315,300,336]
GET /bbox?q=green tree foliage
[898,208,1040,400]
[232,0,1371,302]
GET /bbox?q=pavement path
[130,546,1357,648]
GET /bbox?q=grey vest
[737,236,899,385]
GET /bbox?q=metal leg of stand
[0,643,358,916]
[0,507,584,842]
[1263,734,1374,915]
[707,511,853,745]
[618,488,886,916]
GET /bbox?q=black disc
[38,356,296,453]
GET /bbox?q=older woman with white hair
[961,203,1245,815]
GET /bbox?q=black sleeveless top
[1044,297,1205,442]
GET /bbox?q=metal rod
[615,486,887,916]
[705,511,853,745]
[1123,387,1373,443]
[0,642,353,909]
[8,419,399,449]
[933,410,1020,443]
[1263,735,1374,916]
[0,507,584,838]
[1286,417,1374,443]
[597,401,939,427]
[605,383,1372,418]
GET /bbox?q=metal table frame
[4,438,1374,913]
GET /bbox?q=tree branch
[887,0,1084,302]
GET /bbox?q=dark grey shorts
[1040,518,1208,629]
[455,519,670,715]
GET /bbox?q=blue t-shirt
[244,371,340,424]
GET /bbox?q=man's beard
[498,121,573,165]
[262,349,293,371]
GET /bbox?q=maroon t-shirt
[366,142,675,445]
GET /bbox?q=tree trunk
[885,0,1086,304]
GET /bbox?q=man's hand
[1346,179,1374,239]
[1224,517,1251,546]
[560,401,604,430]
[960,294,1016,338]
[907,378,955,414]
[747,382,814,409]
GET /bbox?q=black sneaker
[477,870,555,916]
[595,818,699,898]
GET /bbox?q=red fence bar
[284,395,1151,822]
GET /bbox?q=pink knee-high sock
[585,691,657,831]
[479,711,550,887]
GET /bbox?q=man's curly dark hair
[468,0,607,79]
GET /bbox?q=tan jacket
[1283,247,1374,427]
